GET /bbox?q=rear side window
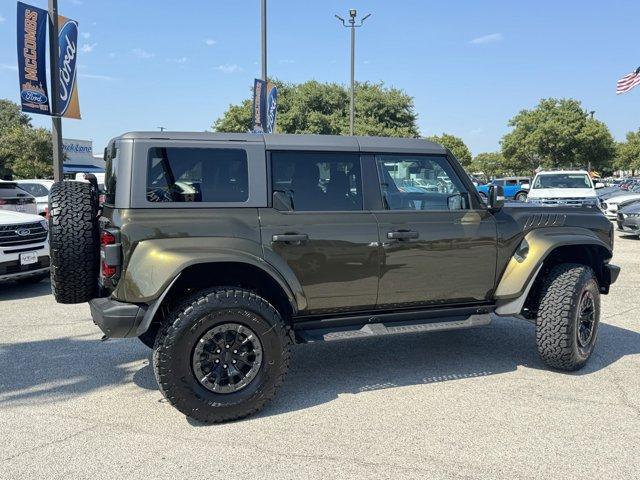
[104,143,118,205]
[271,151,362,211]
[147,147,248,203]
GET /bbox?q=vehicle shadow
[0,278,52,301]
[257,318,640,419]
[2,318,638,418]
[0,334,148,405]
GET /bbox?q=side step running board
[297,314,491,343]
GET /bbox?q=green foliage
[426,133,472,167]
[501,98,616,174]
[616,129,640,173]
[213,80,420,137]
[0,99,31,131]
[0,100,53,179]
[470,152,507,178]
[0,126,53,179]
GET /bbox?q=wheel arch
[494,228,612,317]
[136,260,300,340]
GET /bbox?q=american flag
[616,67,640,94]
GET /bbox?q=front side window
[532,173,592,189]
[271,151,362,211]
[376,155,467,211]
[147,147,248,202]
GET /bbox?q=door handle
[272,233,308,243]
[387,230,419,240]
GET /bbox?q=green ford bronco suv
[48,133,620,423]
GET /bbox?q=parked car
[601,188,640,219]
[526,170,603,207]
[0,209,50,284]
[616,202,640,237]
[48,132,619,423]
[14,179,54,216]
[477,176,530,201]
[0,181,38,215]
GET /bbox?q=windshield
[532,174,592,189]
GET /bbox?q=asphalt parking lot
[1,230,639,480]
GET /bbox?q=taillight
[102,262,117,278]
[100,229,121,279]
[100,230,116,246]
[0,199,6,205]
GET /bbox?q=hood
[0,209,44,225]
[527,187,596,199]
[603,193,640,205]
[620,201,640,214]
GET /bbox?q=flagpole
[48,0,63,182]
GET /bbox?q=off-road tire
[49,181,99,304]
[153,287,291,423]
[535,263,600,371]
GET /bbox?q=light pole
[48,0,63,181]
[335,9,371,136]
[261,0,267,81]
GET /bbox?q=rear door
[259,151,380,315]
[372,153,498,307]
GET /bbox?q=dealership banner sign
[16,2,50,115]
[252,79,278,134]
[56,14,81,119]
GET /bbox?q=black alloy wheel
[192,322,263,394]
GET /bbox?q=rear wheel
[49,181,99,304]
[153,287,291,423]
[535,263,600,371]
[515,191,528,202]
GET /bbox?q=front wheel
[535,264,600,371]
[153,288,291,423]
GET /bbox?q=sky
[1,0,639,156]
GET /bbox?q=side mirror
[595,182,605,189]
[273,190,293,211]
[488,185,505,210]
[447,192,470,210]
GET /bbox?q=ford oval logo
[21,90,48,104]
[58,19,78,115]
[15,228,31,237]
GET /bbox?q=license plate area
[20,251,38,265]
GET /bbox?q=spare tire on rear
[49,181,99,304]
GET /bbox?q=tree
[0,99,34,178]
[0,125,53,179]
[0,99,31,132]
[426,133,472,167]
[501,98,616,174]
[616,129,640,174]
[213,80,420,137]
[470,152,508,178]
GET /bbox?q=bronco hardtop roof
[113,132,447,155]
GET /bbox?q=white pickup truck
[526,170,603,207]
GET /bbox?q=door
[260,151,381,315]
[373,153,497,308]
